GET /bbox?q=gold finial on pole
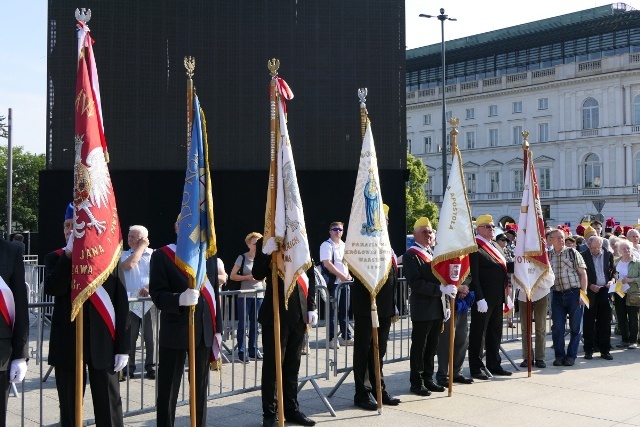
[522,130,530,151]
[184,56,195,79]
[448,117,459,159]
[268,58,280,77]
[358,88,368,141]
[75,8,91,25]
[184,57,195,157]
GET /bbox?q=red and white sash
[297,272,309,299]
[408,244,433,264]
[160,244,221,361]
[0,277,15,330]
[391,251,398,275]
[476,237,507,272]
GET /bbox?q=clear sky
[0,0,628,155]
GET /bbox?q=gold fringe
[209,359,221,371]
[283,259,313,310]
[200,107,217,258]
[348,260,392,299]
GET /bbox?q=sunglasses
[480,225,495,229]
[331,228,343,232]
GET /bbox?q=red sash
[297,273,309,299]
[391,252,398,275]
[408,245,432,263]
[476,238,507,272]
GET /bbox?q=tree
[0,116,6,139]
[406,151,439,233]
[0,145,45,232]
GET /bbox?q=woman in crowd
[614,240,640,349]
[229,232,265,361]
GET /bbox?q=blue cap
[65,203,74,221]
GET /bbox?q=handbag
[628,291,640,307]
[226,254,246,291]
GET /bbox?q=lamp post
[420,8,456,197]
[6,108,12,241]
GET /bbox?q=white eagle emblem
[73,134,112,237]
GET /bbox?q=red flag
[70,21,122,338]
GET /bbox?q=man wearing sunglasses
[468,214,514,380]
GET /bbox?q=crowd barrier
[12,264,540,425]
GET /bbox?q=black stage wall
[39,169,407,270]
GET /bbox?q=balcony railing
[581,129,599,137]
[578,59,601,72]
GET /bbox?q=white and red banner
[513,150,555,301]
[70,18,122,337]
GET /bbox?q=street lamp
[420,8,456,197]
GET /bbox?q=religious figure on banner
[362,169,382,236]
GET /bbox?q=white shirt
[121,248,153,294]
[320,239,348,283]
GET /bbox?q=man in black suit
[404,217,454,396]
[351,204,401,410]
[44,207,131,427]
[580,235,616,360]
[0,237,28,427]
[468,214,513,379]
[149,219,223,427]
[253,237,316,427]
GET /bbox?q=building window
[465,173,476,193]
[538,123,549,143]
[489,171,500,192]
[426,177,433,197]
[512,101,522,113]
[489,129,499,147]
[512,126,523,145]
[538,98,549,110]
[466,131,475,149]
[582,98,599,129]
[489,105,498,116]
[410,137,424,155]
[634,95,640,125]
[446,134,452,153]
[538,168,551,190]
[584,153,602,188]
[513,170,524,191]
[466,108,475,119]
[424,136,432,153]
[407,138,412,152]
[445,111,453,121]
[423,114,431,125]
[635,152,640,184]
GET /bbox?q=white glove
[262,237,278,255]
[179,288,199,306]
[64,232,74,257]
[439,284,458,299]
[307,310,318,326]
[114,354,128,372]
[8,359,27,383]
[394,306,399,317]
[476,299,488,313]
[622,283,631,292]
[444,308,451,322]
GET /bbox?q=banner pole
[74,312,83,427]
[268,59,285,427]
[522,135,533,378]
[447,120,459,397]
[370,296,383,414]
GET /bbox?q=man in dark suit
[580,235,616,360]
[149,219,223,427]
[351,204,401,410]
[404,217,453,396]
[468,214,513,379]
[44,207,131,427]
[0,237,28,427]
[253,237,316,427]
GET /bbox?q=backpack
[319,239,336,287]
[226,254,246,291]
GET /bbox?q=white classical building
[406,3,640,230]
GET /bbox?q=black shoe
[354,397,378,411]
[145,369,156,379]
[488,367,512,376]
[584,352,593,360]
[553,357,565,366]
[535,360,546,368]
[262,416,277,427]
[381,392,400,406]
[471,372,489,380]
[520,359,529,368]
[436,378,449,387]
[249,350,263,360]
[601,353,613,360]
[410,385,432,396]
[285,411,316,426]
[424,380,445,392]
[563,357,575,366]
[452,375,473,384]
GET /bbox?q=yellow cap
[413,217,432,229]
[633,223,640,230]
[583,226,596,238]
[476,214,494,227]
[383,204,389,217]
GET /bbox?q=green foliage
[0,116,7,139]
[406,152,439,233]
[0,146,45,232]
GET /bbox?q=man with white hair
[626,228,640,259]
[121,225,155,380]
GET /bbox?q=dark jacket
[0,239,28,370]
[402,247,446,322]
[149,246,215,349]
[470,241,513,305]
[580,248,615,302]
[350,264,397,318]
[44,250,130,370]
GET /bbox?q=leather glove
[476,298,488,313]
[179,288,199,306]
[439,284,458,299]
[262,237,278,255]
[622,283,631,293]
[307,310,318,326]
[114,354,128,372]
[8,359,27,383]
[444,308,451,322]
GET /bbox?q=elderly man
[547,229,588,367]
[580,235,616,360]
[627,228,640,259]
[468,214,513,379]
[404,217,452,396]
